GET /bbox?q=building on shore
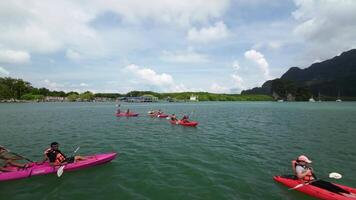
[119,95,158,103]
[189,95,198,102]
[44,96,67,102]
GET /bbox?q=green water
[0,102,355,199]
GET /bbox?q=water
[0,102,355,200]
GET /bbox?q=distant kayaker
[181,115,189,123]
[292,155,315,181]
[126,109,130,114]
[0,146,31,172]
[116,108,121,114]
[171,114,178,121]
[43,142,86,166]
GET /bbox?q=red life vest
[292,160,314,181]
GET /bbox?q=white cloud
[292,0,356,60]
[187,21,229,43]
[66,49,82,61]
[0,0,229,58]
[232,60,240,70]
[0,67,10,76]
[231,60,245,93]
[92,0,230,27]
[40,79,65,91]
[161,49,209,63]
[123,64,203,92]
[80,83,88,87]
[210,83,229,93]
[0,50,30,64]
[124,64,175,87]
[244,49,271,80]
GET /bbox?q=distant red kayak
[115,112,139,117]
[274,175,356,200]
[170,120,198,127]
[148,113,169,118]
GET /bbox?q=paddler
[181,115,189,123]
[292,155,353,196]
[43,142,86,166]
[171,114,178,121]
[0,145,31,172]
[126,109,130,114]
[292,155,315,181]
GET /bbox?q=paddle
[289,172,342,190]
[1,146,34,163]
[9,152,34,163]
[57,147,80,177]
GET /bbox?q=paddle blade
[288,183,304,190]
[57,165,65,177]
[73,147,80,154]
[329,172,342,179]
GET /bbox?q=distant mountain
[241,49,356,99]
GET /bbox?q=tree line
[0,77,273,101]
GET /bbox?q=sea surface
[0,102,355,200]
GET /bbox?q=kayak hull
[0,152,117,182]
[170,120,198,127]
[148,113,169,118]
[116,113,139,117]
[274,175,356,200]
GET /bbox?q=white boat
[309,97,315,102]
[277,99,284,102]
[336,90,342,102]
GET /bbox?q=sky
[0,0,356,94]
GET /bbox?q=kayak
[274,175,356,200]
[116,112,139,117]
[170,120,198,127]
[148,113,169,118]
[0,152,117,182]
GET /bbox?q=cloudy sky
[0,0,356,93]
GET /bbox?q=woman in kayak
[293,155,315,181]
[292,155,353,196]
[0,146,31,172]
[126,109,130,114]
[43,142,86,166]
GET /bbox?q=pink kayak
[115,112,139,117]
[170,120,198,127]
[0,152,117,182]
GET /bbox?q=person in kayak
[126,109,130,114]
[292,155,315,181]
[181,115,189,123]
[43,142,86,166]
[292,155,352,196]
[171,114,178,121]
[0,146,31,172]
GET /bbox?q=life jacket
[292,160,314,181]
[44,148,66,165]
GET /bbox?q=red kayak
[170,120,198,127]
[274,175,356,200]
[148,113,169,118]
[115,112,139,117]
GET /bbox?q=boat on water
[309,97,316,102]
